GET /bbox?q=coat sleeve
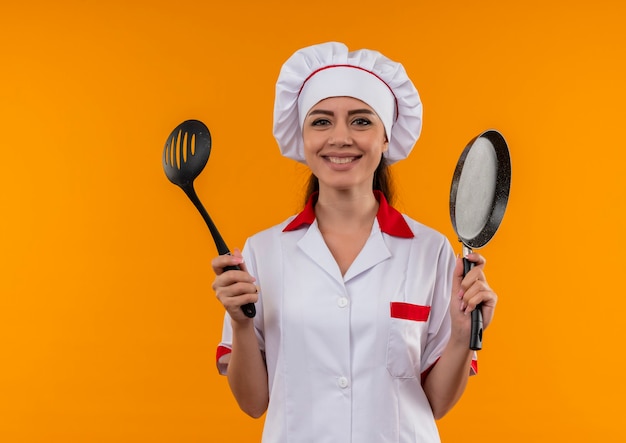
[419,238,478,377]
[215,238,266,375]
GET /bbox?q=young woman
[211,42,497,442]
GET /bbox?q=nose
[328,122,352,146]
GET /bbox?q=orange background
[1,0,624,441]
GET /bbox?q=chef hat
[273,42,423,164]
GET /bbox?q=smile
[326,156,359,164]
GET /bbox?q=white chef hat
[273,42,423,164]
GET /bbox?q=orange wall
[1,0,624,441]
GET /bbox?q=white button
[337,297,348,308]
[338,377,349,388]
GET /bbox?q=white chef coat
[216,191,476,442]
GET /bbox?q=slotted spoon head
[163,120,212,188]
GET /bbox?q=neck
[315,188,378,233]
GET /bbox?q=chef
[212,41,497,443]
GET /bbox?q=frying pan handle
[463,253,483,351]
[223,264,257,318]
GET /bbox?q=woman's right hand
[211,248,258,323]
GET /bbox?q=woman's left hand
[450,252,498,343]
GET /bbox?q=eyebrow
[307,108,376,117]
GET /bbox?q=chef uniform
[216,42,477,443]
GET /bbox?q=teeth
[327,157,355,164]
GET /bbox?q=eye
[352,117,372,126]
[311,118,331,126]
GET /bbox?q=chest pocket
[386,302,431,379]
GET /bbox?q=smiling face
[301,96,389,195]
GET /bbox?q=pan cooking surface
[455,137,498,240]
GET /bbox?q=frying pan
[449,129,511,350]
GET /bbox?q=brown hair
[303,156,395,206]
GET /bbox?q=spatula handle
[223,264,256,318]
[182,185,256,318]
